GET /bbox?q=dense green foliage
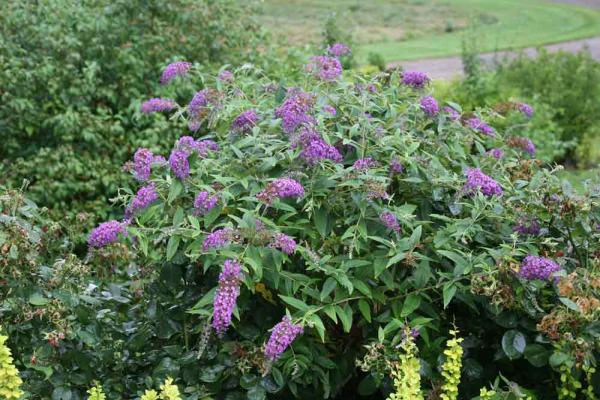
[441,48,600,165]
[0,0,261,227]
[17,58,593,399]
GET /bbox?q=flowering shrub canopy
[83,54,600,399]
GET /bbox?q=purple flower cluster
[188,89,220,131]
[380,212,401,233]
[327,43,351,57]
[133,148,164,181]
[140,98,176,114]
[401,71,430,89]
[443,106,461,121]
[232,110,259,133]
[160,61,192,84]
[275,90,316,134]
[389,158,404,175]
[264,316,304,361]
[464,168,503,197]
[175,136,219,157]
[467,117,495,137]
[353,157,377,172]
[126,184,159,218]
[292,127,342,165]
[212,259,243,335]
[513,218,541,236]
[194,191,219,215]
[88,220,127,248]
[519,256,561,280]
[322,105,337,116]
[169,150,190,179]
[510,137,536,156]
[487,148,505,159]
[257,178,305,204]
[305,56,342,81]
[218,70,234,82]
[518,102,534,118]
[203,228,236,251]
[269,233,297,255]
[420,96,439,116]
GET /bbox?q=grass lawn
[257,0,600,62]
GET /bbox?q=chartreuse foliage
[0,329,23,399]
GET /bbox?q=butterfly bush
[140,98,176,114]
[212,259,243,335]
[420,96,439,116]
[92,53,600,398]
[160,61,192,85]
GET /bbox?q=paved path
[388,0,600,79]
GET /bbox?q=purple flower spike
[218,70,234,82]
[264,316,303,361]
[141,98,176,114]
[380,212,401,233]
[88,220,127,248]
[322,105,337,116]
[467,117,495,137]
[420,96,439,116]
[513,218,541,236]
[519,256,561,280]
[203,228,236,251]
[269,233,297,255]
[232,110,259,133]
[160,61,192,84]
[133,148,154,181]
[126,184,159,218]
[443,106,461,121]
[194,191,219,215]
[169,150,190,180]
[518,103,534,118]
[257,178,305,204]
[212,259,243,335]
[305,56,342,81]
[353,157,377,172]
[275,90,316,134]
[327,43,351,57]
[487,148,504,159]
[401,71,430,88]
[464,168,503,197]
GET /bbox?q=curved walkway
[388,0,600,79]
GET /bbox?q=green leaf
[172,207,185,226]
[167,180,183,204]
[323,305,338,323]
[559,297,581,312]
[29,292,48,306]
[524,344,550,367]
[320,278,337,301]
[314,207,331,237]
[549,351,570,368]
[442,283,457,309]
[502,330,526,360]
[166,235,180,261]
[279,295,309,312]
[309,314,326,342]
[336,304,353,333]
[401,293,421,317]
[358,299,371,322]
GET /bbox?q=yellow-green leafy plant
[0,330,23,399]
[140,389,159,400]
[479,387,498,399]
[440,329,464,400]
[87,383,106,400]
[159,378,181,400]
[387,331,424,400]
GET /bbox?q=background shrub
[0,0,261,227]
